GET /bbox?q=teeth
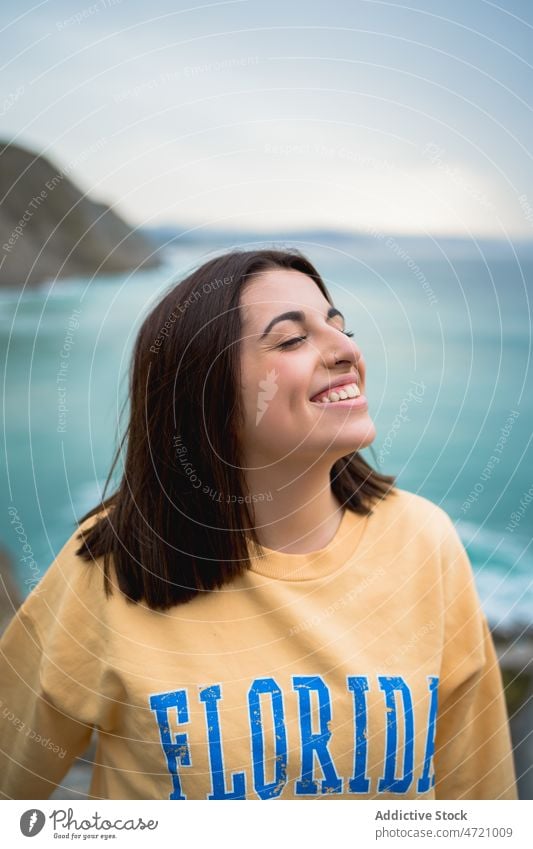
[313,382,361,403]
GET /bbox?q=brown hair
[75,248,397,609]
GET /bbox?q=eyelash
[278,330,354,349]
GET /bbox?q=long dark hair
[75,248,397,609]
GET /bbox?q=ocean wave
[456,518,533,630]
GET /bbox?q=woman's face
[239,268,376,467]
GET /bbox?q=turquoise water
[1,244,532,630]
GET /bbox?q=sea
[1,241,532,632]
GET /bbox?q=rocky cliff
[0,141,160,288]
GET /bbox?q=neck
[244,458,345,553]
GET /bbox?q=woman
[0,248,518,800]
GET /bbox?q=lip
[309,372,360,403]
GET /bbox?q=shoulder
[76,505,114,536]
[361,486,467,575]
[73,506,113,553]
[369,485,455,539]
[49,508,112,585]
[13,509,112,635]
[383,488,478,591]
[365,487,479,612]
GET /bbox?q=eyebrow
[259,307,345,341]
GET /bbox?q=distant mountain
[145,224,533,261]
[0,141,161,288]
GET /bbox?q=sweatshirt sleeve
[0,606,94,799]
[432,513,518,800]
[0,515,115,800]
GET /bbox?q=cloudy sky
[2,0,533,237]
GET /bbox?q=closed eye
[278,330,354,350]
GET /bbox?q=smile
[310,382,360,404]
[310,394,368,410]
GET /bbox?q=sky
[2,0,533,238]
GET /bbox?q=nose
[333,349,357,367]
[326,335,364,386]
[330,337,361,368]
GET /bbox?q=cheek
[241,351,312,422]
[264,361,311,411]
[271,355,310,389]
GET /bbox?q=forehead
[240,268,329,327]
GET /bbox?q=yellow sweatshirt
[0,487,518,800]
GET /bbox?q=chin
[335,421,377,452]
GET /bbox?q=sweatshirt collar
[248,507,370,581]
